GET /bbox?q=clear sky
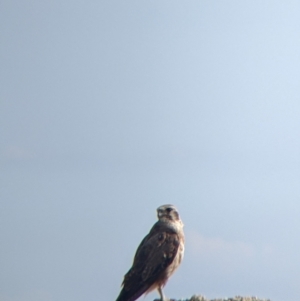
[1,1,300,301]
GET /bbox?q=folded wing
[116,224,180,301]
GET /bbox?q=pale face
[156,204,180,221]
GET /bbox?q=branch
[155,296,271,301]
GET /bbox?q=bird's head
[156,204,181,222]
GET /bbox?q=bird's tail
[116,284,151,301]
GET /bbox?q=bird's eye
[166,207,172,212]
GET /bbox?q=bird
[116,204,185,301]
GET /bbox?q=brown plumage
[116,204,184,301]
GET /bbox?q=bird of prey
[116,204,184,301]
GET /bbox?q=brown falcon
[116,204,184,301]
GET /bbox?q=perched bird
[116,204,185,301]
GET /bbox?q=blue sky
[1,1,300,301]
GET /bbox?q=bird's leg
[157,286,168,301]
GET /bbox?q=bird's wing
[117,223,180,301]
